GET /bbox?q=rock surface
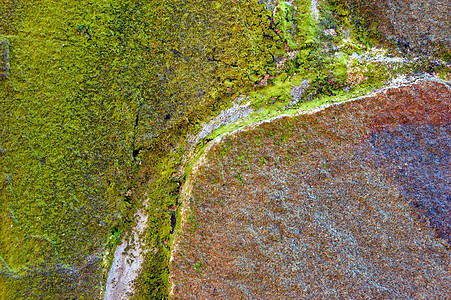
[344,0,451,55]
[170,79,450,299]
[104,205,148,300]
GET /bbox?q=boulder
[170,79,450,299]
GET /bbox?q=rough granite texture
[170,80,450,299]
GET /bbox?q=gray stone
[347,0,451,56]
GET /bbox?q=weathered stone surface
[104,206,149,300]
[346,0,451,56]
[170,79,450,299]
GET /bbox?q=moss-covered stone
[0,0,284,297]
[0,0,448,298]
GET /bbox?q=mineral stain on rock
[368,124,450,243]
[170,80,450,299]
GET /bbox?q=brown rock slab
[170,79,450,299]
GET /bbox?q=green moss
[130,148,179,299]
[0,0,151,297]
[333,53,348,83]
[331,0,380,48]
[187,210,201,233]
[133,0,282,148]
[193,260,203,274]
